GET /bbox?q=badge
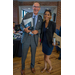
[38,20,40,22]
[47,27,49,29]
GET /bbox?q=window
[22,10,27,18]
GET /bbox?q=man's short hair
[33,1,41,6]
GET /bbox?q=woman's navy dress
[42,23,54,55]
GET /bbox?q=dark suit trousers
[22,35,36,70]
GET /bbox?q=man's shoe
[30,67,35,73]
[21,69,25,75]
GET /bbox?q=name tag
[38,20,40,22]
[47,27,49,29]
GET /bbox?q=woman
[41,9,56,73]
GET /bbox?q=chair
[56,29,59,36]
[55,29,61,52]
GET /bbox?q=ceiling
[13,0,61,2]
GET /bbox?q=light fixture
[46,8,49,9]
[28,8,30,9]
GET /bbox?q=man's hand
[24,26,31,33]
[32,30,38,35]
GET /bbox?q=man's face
[13,23,15,28]
[32,3,40,15]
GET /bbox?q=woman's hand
[52,42,57,46]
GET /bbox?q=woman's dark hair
[44,9,52,16]
[13,22,15,23]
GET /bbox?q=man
[58,27,61,60]
[20,2,42,75]
[13,22,16,33]
[13,22,15,58]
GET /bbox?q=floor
[13,39,61,75]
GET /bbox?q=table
[13,38,22,57]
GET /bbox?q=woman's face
[44,11,51,21]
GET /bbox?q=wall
[56,2,61,29]
[13,1,61,29]
[13,1,19,25]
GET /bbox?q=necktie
[33,15,36,30]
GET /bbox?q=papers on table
[19,31,23,34]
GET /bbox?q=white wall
[19,6,22,24]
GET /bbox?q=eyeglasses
[33,6,40,8]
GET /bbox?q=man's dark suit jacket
[41,20,56,47]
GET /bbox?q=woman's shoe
[47,67,53,73]
[41,68,47,73]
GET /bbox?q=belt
[29,34,35,36]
